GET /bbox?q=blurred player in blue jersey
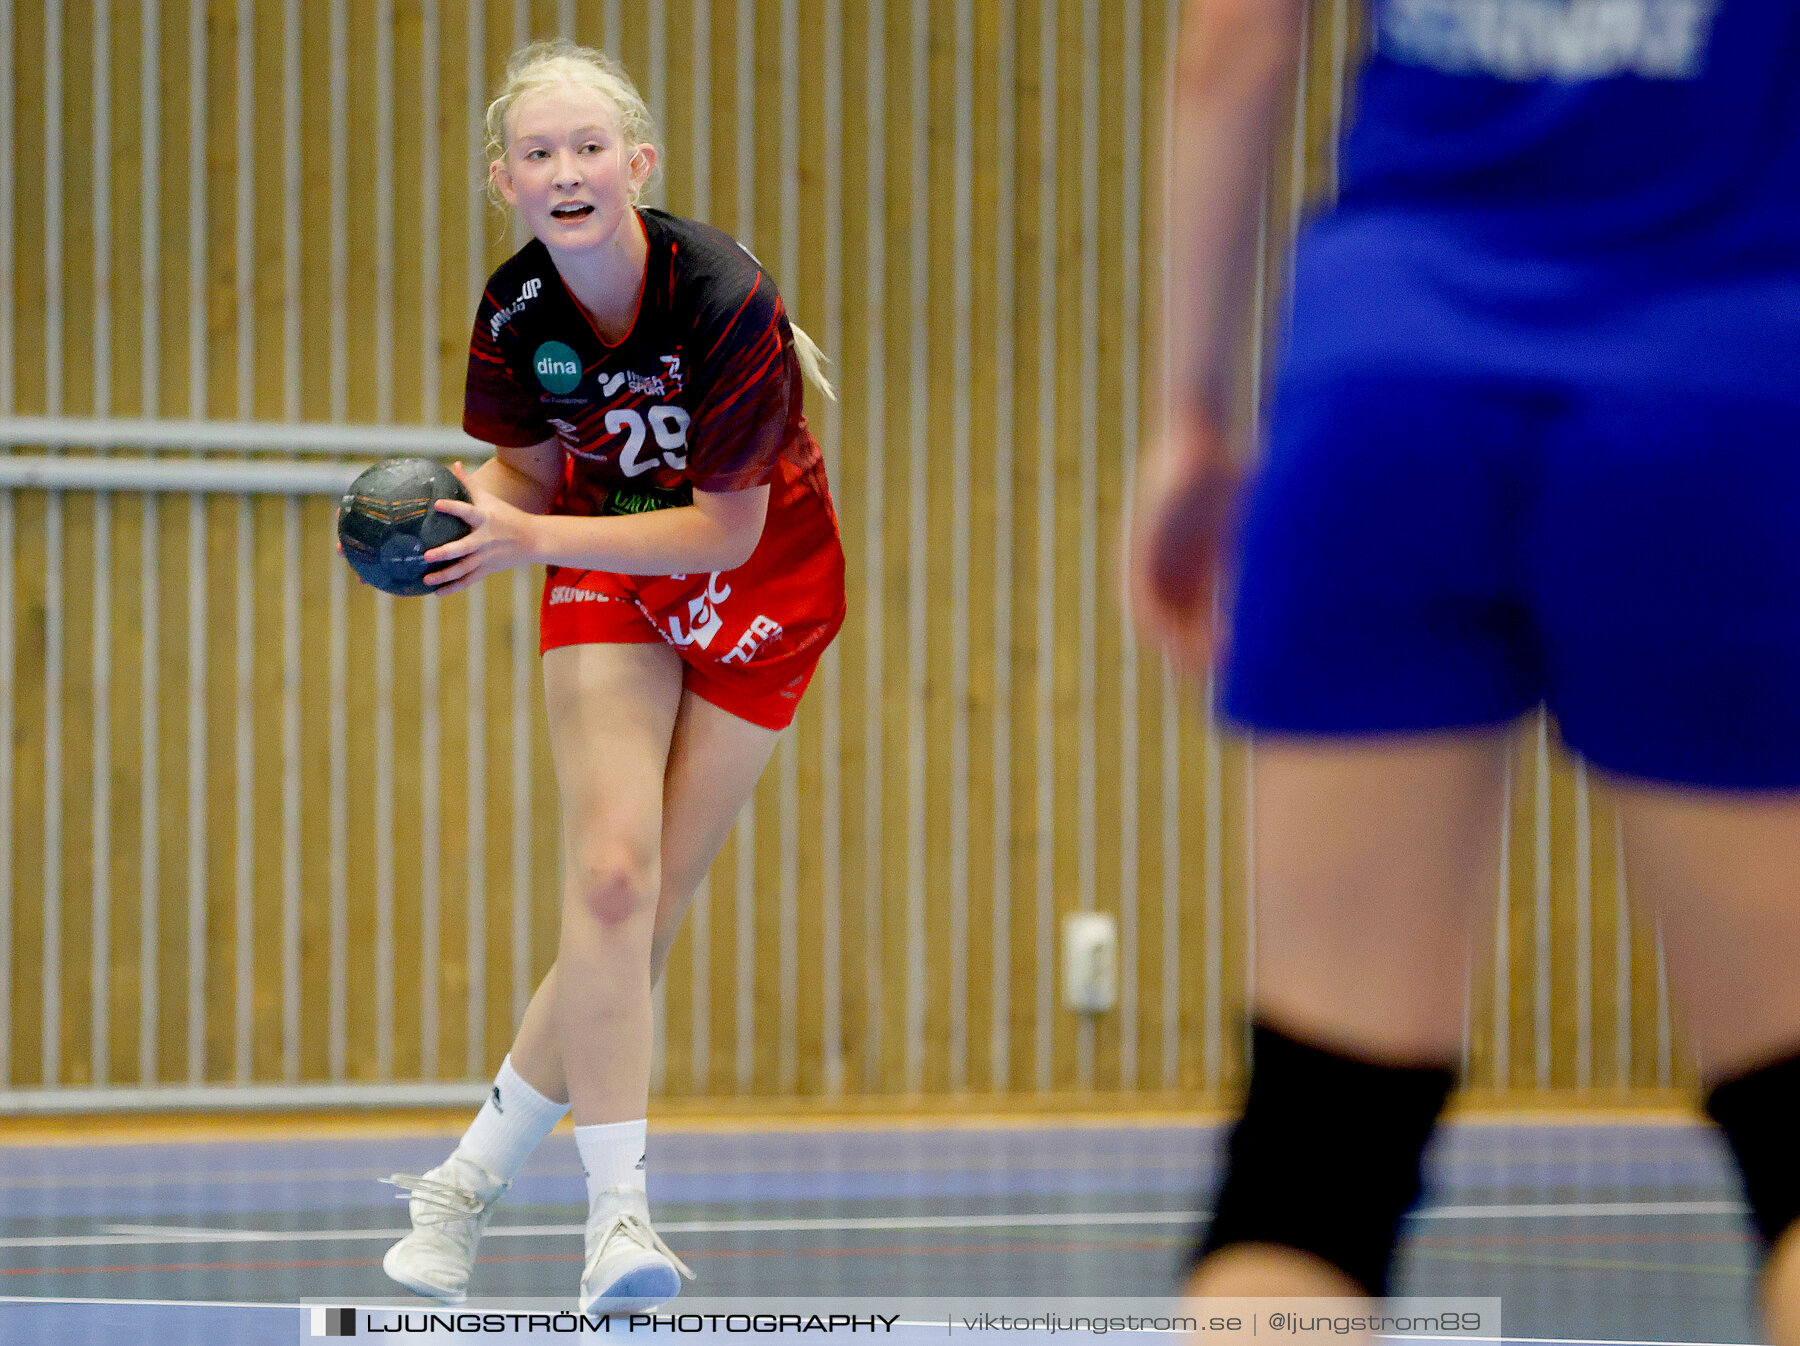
[1126,0,1800,1337]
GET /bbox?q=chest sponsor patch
[603,481,695,517]
[533,341,583,394]
[1380,0,1720,80]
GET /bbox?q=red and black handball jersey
[464,208,833,526]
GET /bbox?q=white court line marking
[9,1211,1190,1251]
[0,1155,1224,1191]
[0,1201,1749,1253]
[0,1293,301,1309]
[101,1223,264,1241]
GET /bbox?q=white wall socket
[1062,911,1118,1014]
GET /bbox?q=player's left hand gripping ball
[337,457,474,596]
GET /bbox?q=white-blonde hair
[486,39,835,402]
[485,39,661,208]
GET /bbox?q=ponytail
[789,322,837,403]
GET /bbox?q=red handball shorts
[538,484,845,731]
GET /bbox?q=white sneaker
[578,1189,694,1313]
[380,1155,510,1304]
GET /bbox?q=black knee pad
[1705,1050,1800,1255]
[1191,1020,1456,1297]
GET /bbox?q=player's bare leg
[545,643,787,1309]
[1767,1232,1800,1346]
[542,642,685,1128]
[507,687,779,1093]
[502,684,781,1106]
[648,690,782,980]
[1188,732,1509,1342]
[540,642,690,1308]
[1609,785,1800,1346]
[507,963,568,1103]
[380,643,681,1303]
[391,653,782,1306]
[1245,733,1507,1061]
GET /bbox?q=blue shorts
[1220,372,1800,790]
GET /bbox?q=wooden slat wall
[0,0,1691,1102]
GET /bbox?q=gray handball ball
[337,457,473,597]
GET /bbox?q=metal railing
[0,423,561,1106]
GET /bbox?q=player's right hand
[421,461,539,595]
[1123,414,1241,678]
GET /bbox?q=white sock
[575,1119,649,1210]
[452,1055,570,1182]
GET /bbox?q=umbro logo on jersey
[534,341,583,394]
[1381,0,1719,80]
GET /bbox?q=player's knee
[1193,1019,1456,1298]
[566,840,661,930]
[1706,1050,1800,1258]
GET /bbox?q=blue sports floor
[0,1117,1761,1344]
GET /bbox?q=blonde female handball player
[380,40,844,1314]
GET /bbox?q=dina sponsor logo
[533,340,583,394]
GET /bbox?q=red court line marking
[3,1256,395,1277]
[0,1237,1180,1280]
